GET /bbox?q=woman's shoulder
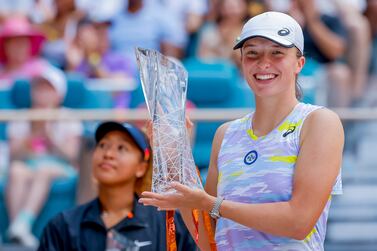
[300,107,343,143]
[217,113,251,134]
[304,107,341,127]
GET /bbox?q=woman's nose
[103,146,115,158]
[257,56,271,69]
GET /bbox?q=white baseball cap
[33,62,67,99]
[233,11,304,54]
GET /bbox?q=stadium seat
[32,176,78,238]
[184,58,254,169]
[325,183,377,250]
[299,58,326,105]
[0,89,13,141]
[0,177,77,240]
[0,179,9,242]
[10,73,113,109]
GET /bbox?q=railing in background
[1,107,377,121]
[0,108,377,251]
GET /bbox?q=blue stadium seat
[0,179,9,241]
[10,73,113,109]
[0,89,14,141]
[0,177,77,240]
[128,77,146,108]
[325,184,377,250]
[32,177,78,238]
[299,58,325,105]
[184,58,254,169]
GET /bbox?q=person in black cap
[37,121,196,251]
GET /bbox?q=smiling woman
[140,11,344,251]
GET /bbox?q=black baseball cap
[95,121,151,161]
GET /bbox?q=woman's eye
[272,50,283,55]
[245,50,258,58]
[98,142,106,149]
[118,145,127,151]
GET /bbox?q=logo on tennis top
[244,150,258,165]
[283,125,296,137]
[278,28,290,36]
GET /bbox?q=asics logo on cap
[278,28,290,36]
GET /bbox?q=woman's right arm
[179,122,230,250]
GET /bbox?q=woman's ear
[135,161,148,178]
[296,56,305,74]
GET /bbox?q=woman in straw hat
[0,16,46,87]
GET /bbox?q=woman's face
[31,79,61,108]
[92,131,147,187]
[219,0,248,20]
[76,24,99,53]
[241,37,304,99]
[3,36,31,64]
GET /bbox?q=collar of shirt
[81,195,149,231]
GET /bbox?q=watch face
[210,211,219,219]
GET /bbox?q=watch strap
[209,197,224,219]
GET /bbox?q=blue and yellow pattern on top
[215,102,342,251]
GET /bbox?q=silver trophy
[135,48,202,194]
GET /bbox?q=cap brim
[95,121,151,155]
[233,35,294,50]
[95,121,129,143]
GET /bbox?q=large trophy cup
[135,48,202,194]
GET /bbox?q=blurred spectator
[0,0,34,20]
[365,0,377,75]
[31,0,57,24]
[197,0,250,68]
[74,0,125,22]
[0,16,46,88]
[5,63,83,248]
[38,0,83,69]
[67,18,134,78]
[331,0,371,105]
[267,0,372,107]
[159,0,208,57]
[109,0,186,64]
[0,0,55,23]
[267,0,352,107]
[66,16,134,107]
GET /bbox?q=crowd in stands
[0,0,376,249]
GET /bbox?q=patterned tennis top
[215,102,342,251]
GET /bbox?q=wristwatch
[209,197,224,219]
